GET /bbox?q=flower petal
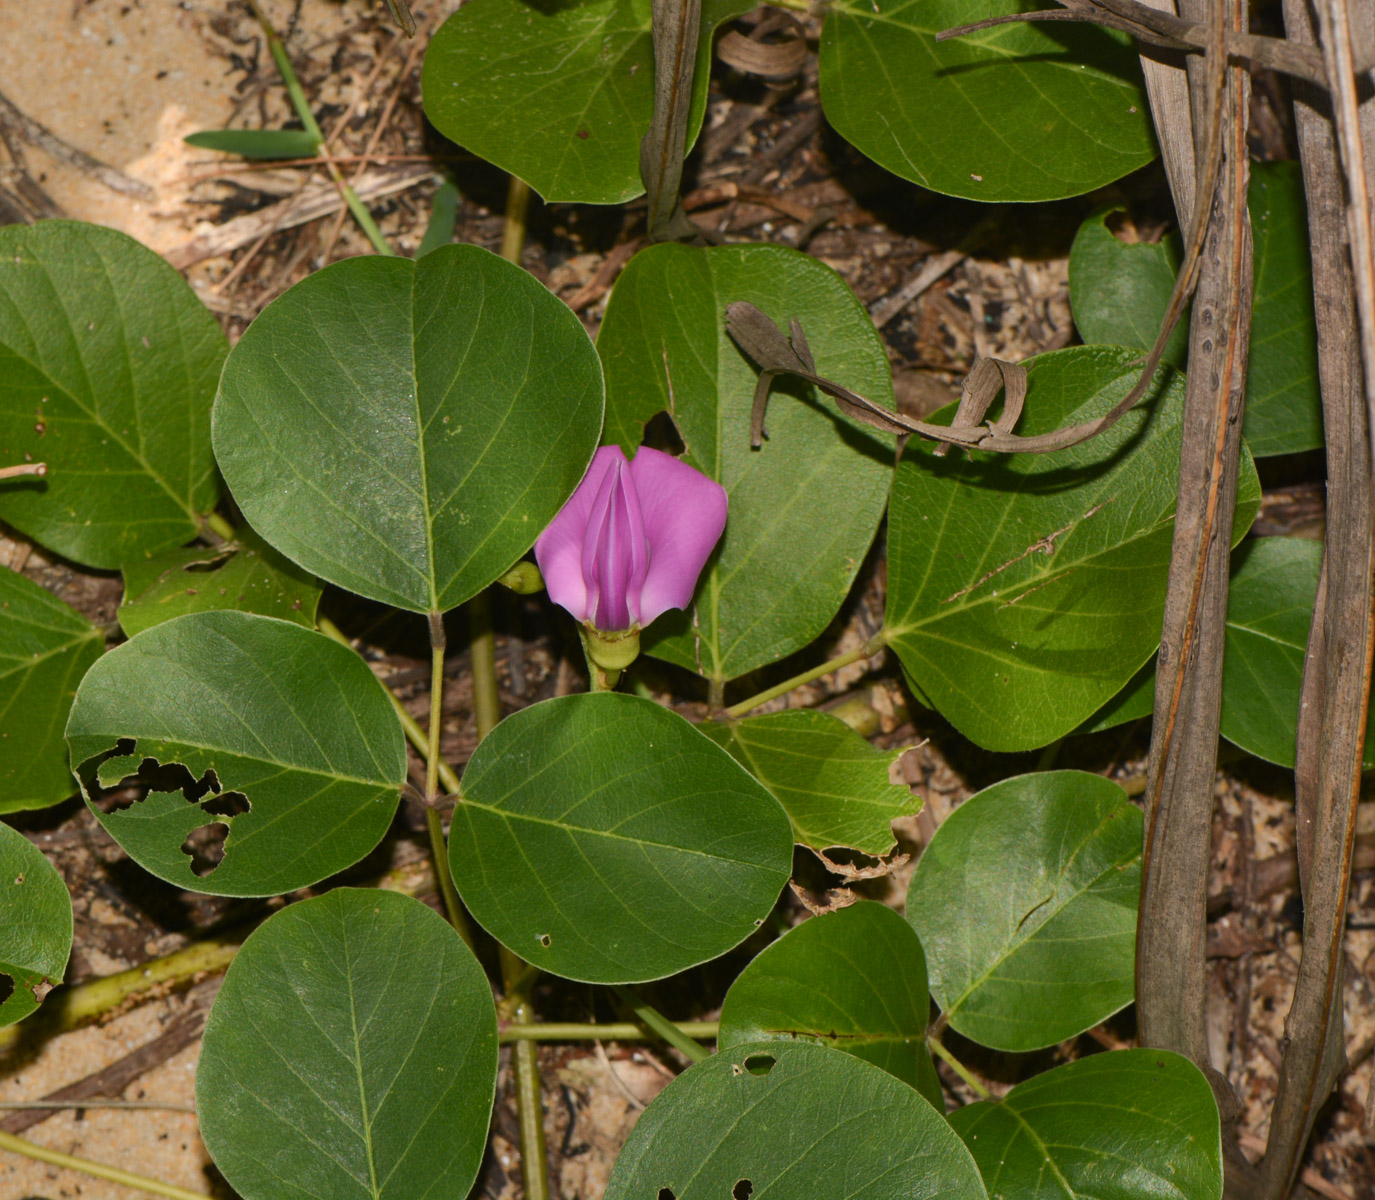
[581,453,647,631]
[630,446,728,627]
[534,445,625,624]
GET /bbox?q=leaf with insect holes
[422,0,753,205]
[949,1050,1223,1200]
[0,220,225,569]
[819,0,1156,204]
[605,1041,985,1200]
[197,889,497,1200]
[699,710,920,857]
[184,129,322,159]
[0,568,102,814]
[0,821,72,1028]
[885,345,1260,753]
[67,611,405,898]
[906,771,1141,1053]
[118,526,322,638]
[598,242,895,682]
[213,244,603,614]
[719,901,944,1109]
[450,692,793,984]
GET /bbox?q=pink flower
[535,446,727,633]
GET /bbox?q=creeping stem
[723,632,886,719]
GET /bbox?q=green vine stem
[244,0,394,256]
[611,985,711,1062]
[926,1035,992,1101]
[722,632,886,719]
[0,1128,211,1200]
[423,611,474,948]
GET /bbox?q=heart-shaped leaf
[118,526,321,637]
[598,242,894,682]
[699,710,920,857]
[605,1041,986,1200]
[213,244,603,614]
[197,889,497,1200]
[819,0,1155,203]
[885,346,1260,752]
[718,901,943,1108]
[949,1049,1223,1200]
[0,220,226,568]
[67,611,406,897]
[422,0,751,205]
[184,129,322,159]
[907,771,1141,1053]
[1068,164,1323,457]
[450,692,793,984]
[0,821,72,1028]
[0,569,102,814]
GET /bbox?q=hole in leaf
[180,822,231,877]
[657,1189,676,1200]
[0,973,13,1007]
[538,933,552,948]
[641,410,686,457]
[733,1181,753,1200]
[743,1053,775,1076]
[201,791,250,819]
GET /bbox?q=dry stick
[0,462,45,481]
[641,0,703,243]
[1134,2,1259,1194]
[1257,3,1375,1195]
[0,89,152,199]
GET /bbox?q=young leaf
[0,821,73,1028]
[1068,164,1323,457]
[598,242,894,682]
[0,569,102,814]
[416,179,459,258]
[213,244,603,614]
[949,1049,1223,1200]
[907,771,1142,1053]
[197,889,497,1200]
[1075,658,1154,735]
[718,901,944,1108]
[885,346,1261,752]
[118,526,322,637]
[605,1041,987,1200]
[0,221,226,568]
[819,0,1155,203]
[422,0,751,205]
[450,692,793,984]
[1068,208,1190,370]
[699,710,920,857]
[67,611,406,897]
[184,129,322,159]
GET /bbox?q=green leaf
[1075,659,1154,735]
[0,569,101,814]
[1068,165,1323,457]
[450,692,793,984]
[605,1041,986,1200]
[719,901,944,1108]
[417,179,459,258]
[885,345,1261,752]
[0,821,72,1028]
[1245,161,1324,456]
[213,244,603,614]
[699,710,920,857]
[598,242,894,681]
[67,611,406,897]
[818,0,1155,203]
[118,526,322,638]
[184,129,322,159]
[949,1049,1223,1200]
[197,889,497,1200]
[0,220,226,568]
[906,771,1141,1053]
[1068,208,1189,369]
[422,0,752,205]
